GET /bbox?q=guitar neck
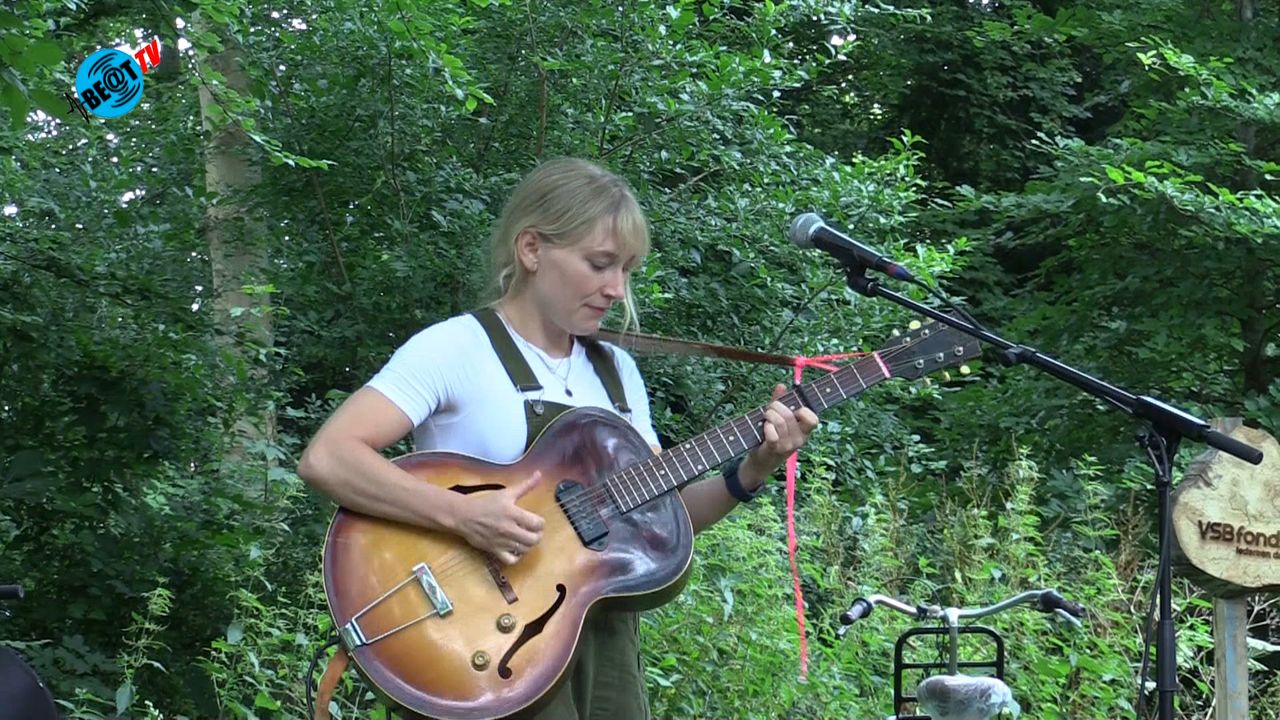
[606,353,891,513]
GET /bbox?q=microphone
[789,212,915,281]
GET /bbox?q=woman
[298,157,819,719]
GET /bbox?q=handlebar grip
[839,598,874,625]
[1204,428,1263,465]
[1038,590,1084,618]
[0,585,24,601]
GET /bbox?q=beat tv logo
[65,38,161,121]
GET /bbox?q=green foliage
[2,0,1278,717]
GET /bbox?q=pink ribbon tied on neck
[784,351,869,679]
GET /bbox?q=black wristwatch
[721,456,762,503]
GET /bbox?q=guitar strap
[312,309,630,720]
[470,307,631,416]
[313,646,348,720]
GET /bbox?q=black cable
[1134,435,1169,719]
[907,277,989,334]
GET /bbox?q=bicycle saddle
[0,647,57,720]
[915,675,1021,720]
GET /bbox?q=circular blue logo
[75,48,144,118]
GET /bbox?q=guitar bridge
[555,480,609,551]
[339,562,452,649]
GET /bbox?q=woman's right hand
[450,471,546,565]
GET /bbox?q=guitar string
[362,342,951,618]
[541,330,939,522]
[414,343,929,586]
[422,338,942,587]
[544,351,891,522]
[369,351,941,613]
[409,342,940,588]
[427,358,873,569]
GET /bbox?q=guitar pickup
[555,480,609,551]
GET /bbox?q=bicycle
[837,588,1087,720]
[0,584,58,720]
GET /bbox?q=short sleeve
[365,321,463,428]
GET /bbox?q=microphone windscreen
[788,213,825,249]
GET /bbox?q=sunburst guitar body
[321,318,981,719]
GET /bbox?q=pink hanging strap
[785,351,866,678]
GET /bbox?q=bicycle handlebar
[1036,589,1085,618]
[0,585,24,601]
[837,588,1085,638]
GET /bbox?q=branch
[385,44,410,227]
[671,167,718,196]
[596,0,632,157]
[600,119,671,159]
[268,59,349,288]
[525,0,547,159]
[0,246,139,307]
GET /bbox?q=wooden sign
[1172,419,1280,597]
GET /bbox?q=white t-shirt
[366,313,661,462]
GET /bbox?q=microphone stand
[836,260,1263,720]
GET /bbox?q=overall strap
[579,337,631,414]
[470,308,542,393]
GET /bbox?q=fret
[730,419,748,451]
[848,362,867,392]
[679,445,699,479]
[714,425,734,462]
[830,371,850,406]
[689,440,710,473]
[656,451,675,491]
[816,376,839,412]
[792,386,814,413]
[626,466,649,505]
[609,476,629,509]
[636,462,659,500]
[619,469,639,510]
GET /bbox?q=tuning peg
[908,320,922,330]
[922,378,932,387]
[959,364,971,375]
[891,328,901,337]
[941,371,951,381]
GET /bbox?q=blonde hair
[487,158,650,332]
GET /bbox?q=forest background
[2,0,1278,717]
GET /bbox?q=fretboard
[606,352,891,513]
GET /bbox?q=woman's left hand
[741,384,820,490]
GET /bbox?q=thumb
[771,383,787,401]
[511,469,543,499]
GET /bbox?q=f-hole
[498,584,567,680]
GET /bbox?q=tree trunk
[1233,0,1274,398]
[197,29,274,487]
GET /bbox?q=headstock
[877,316,983,382]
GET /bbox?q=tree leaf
[254,690,282,709]
[1,81,28,130]
[115,682,134,715]
[4,449,43,480]
[227,620,245,644]
[28,88,67,119]
[27,39,64,67]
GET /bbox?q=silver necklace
[498,312,575,397]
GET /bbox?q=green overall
[471,309,652,720]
